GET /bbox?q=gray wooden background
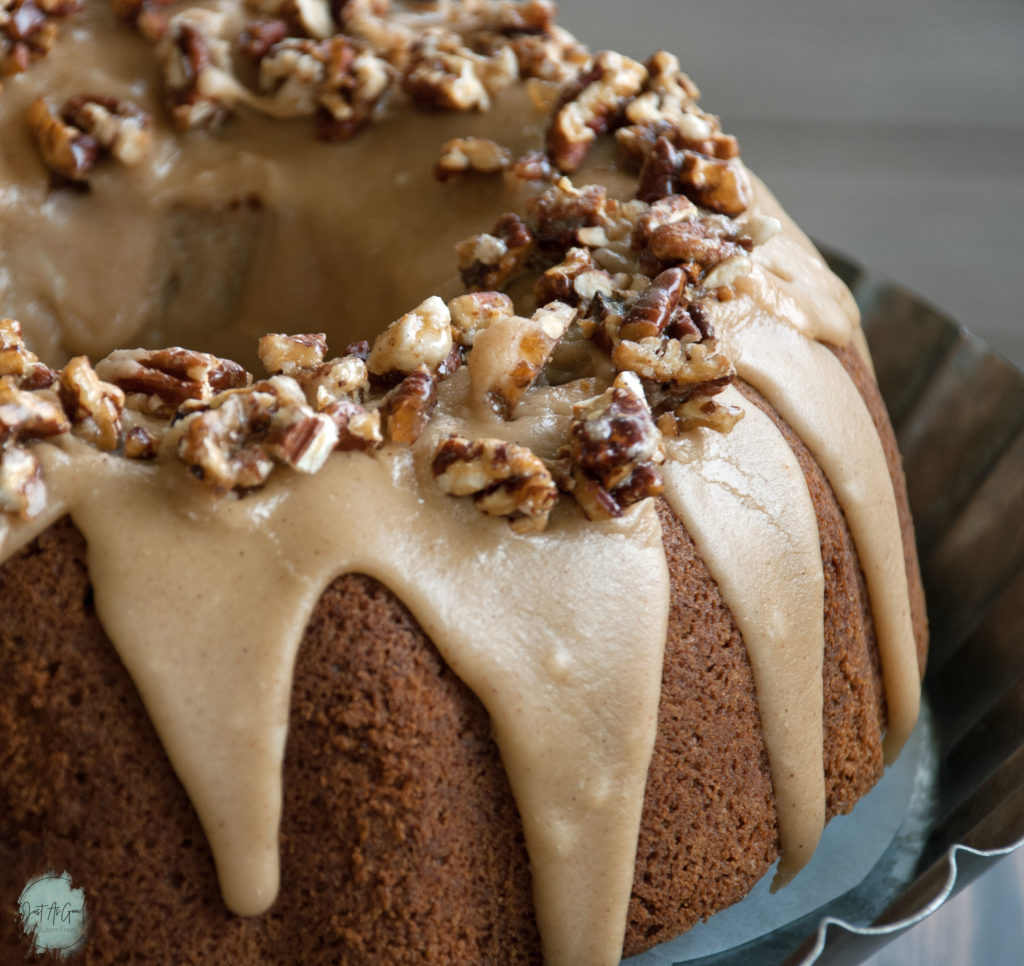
[556,1,1024,962]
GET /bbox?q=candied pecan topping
[264,402,339,473]
[547,50,647,171]
[636,135,683,204]
[258,332,328,375]
[58,356,125,452]
[95,347,248,417]
[447,291,515,348]
[660,391,744,435]
[379,365,436,444]
[487,0,556,36]
[320,397,382,451]
[256,36,393,141]
[111,0,173,40]
[123,425,160,460]
[0,445,45,517]
[0,376,69,446]
[432,434,558,534]
[1,0,82,83]
[618,267,685,341]
[678,150,751,216]
[61,95,153,166]
[0,318,55,389]
[238,18,288,59]
[402,29,500,112]
[468,301,575,418]
[571,371,663,483]
[561,370,665,519]
[633,134,750,215]
[645,214,749,272]
[533,246,614,309]
[337,0,412,62]
[612,335,734,391]
[27,98,100,183]
[702,254,753,291]
[508,149,556,184]
[173,375,337,492]
[456,212,535,291]
[158,10,240,130]
[281,0,335,40]
[300,355,369,408]
[435,136,513,181]
[368,296,454,378]
[526,178,609,255]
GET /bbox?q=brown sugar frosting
[0,2,925,964]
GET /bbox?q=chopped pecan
[237,18,288,60]
[664,391,744,434]
[633,134,748,214]
[379,365,436,444]
[95,347,248,417]
[291,0,334,39]
[61,95,153,165]
[175,392,275,493]
[172,375,328,492]
[702,253,753,290]
[58,356,125,452]
[618,267,686,341]
[642,51,700,106]
[158,10,240,130]
[635,135,683,204]
[402,29,493,111]
[533,247,615,309]
[456,212,535,291]
[0,377,69,446]
[448,291,515,348]
[338,0,412,62]
[111,0,173,40]
[123,425,160,460]
[0,318,55,389]
[264,403,339,473]
[435,136,513,181]
[1,0,81,81]
[300,355,370,408]
[678,151,751,216]
[526,178,609,255]
[737,212,782,248]
[508,149,555,184]
[547,51,647,171]
[367,296,454,378]
[27,98,100,183]
[630,194,697,250]
[258,37,393,140]
[569,369,664,497]
[646,215,748,270]
[486,0,556,36]
[503,25,588,84]
[258,332,328,375]
[432,434,558,534]
[320,397,382,451]
[612,336,734,391]
[468,301,575,417]
[0,445,45,518]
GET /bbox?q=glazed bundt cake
[0,1,927,963]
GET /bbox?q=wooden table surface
[557,1,1024,962]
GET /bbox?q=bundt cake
[0,1,928,963]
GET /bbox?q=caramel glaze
[0,4,923,964]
